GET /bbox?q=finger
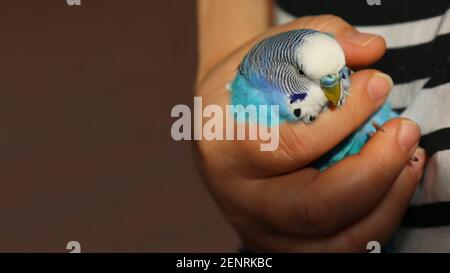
[330,147,427,252]
[312,15,386,69]
[258,147,425,252]
[283,70,394,166]
[207,17,389,177]
[218,15,385,82]
[244,118,421,236]
[295,118,422,235]
[267,15,386,68]
[250,118,420,236]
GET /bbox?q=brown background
[0,0,238,252]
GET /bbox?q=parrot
[228,29,401,171]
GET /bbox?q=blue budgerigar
[229,29,399,170]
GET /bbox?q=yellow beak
[321,82,341,107]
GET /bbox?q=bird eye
[299,69,305,75]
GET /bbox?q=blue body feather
[230,73,293,125]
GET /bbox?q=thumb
[281,15,386,69]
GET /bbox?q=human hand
[195,15,426,252]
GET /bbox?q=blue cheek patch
[289,93,308,104]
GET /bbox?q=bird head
[295,32,349,107]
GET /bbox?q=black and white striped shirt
[276,0,450,252]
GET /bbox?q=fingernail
[410,147,426,177]
[413,147,426,161]
[398,119,420,153]
[367,73,393,101]
[348,32,379,46]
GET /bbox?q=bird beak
[321,81,341,107]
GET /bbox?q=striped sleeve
[275,0,450,252]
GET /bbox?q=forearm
[196,0,272,83]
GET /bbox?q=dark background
[0,0,237,252]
